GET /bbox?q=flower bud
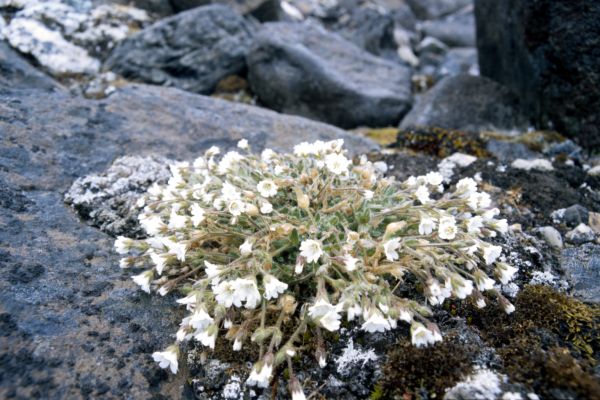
[245,204,259,216]
[385,221,406,237]
[279,294,297,315]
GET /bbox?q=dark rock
[405,0,471,20]
[475,0,600,150]
[399,74,529,133]
[389,2,418,31]
[434,47,478,80]
[332,7,399,60]
[485,140,540,163]
[170,0,282,21]
[0,42,61,91]
[104,5,255,94]
[543,140,582,160]
[247,21,413,129]
[563,204,589,228]
[560,244,600,303]
[421,10,475,47]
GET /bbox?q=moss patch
[461,285,600,399]
[378,332,477,398]
[397,127,490,158]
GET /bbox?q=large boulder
[0,83,376,398]
[104,5,255,94]
[475,0,600,150]
[247,21,413,129]
[421,10,475,47]
[399,74,529,133]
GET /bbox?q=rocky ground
[1,0,599,399]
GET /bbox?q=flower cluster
[115,139,516,395]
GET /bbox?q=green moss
[370,383,384,400]
[397,127,490,158]
[460,285,600,399]
[378,333,476,399]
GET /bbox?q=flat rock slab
[399,74,529,133]
[105,4,255,94]
[247,21,413,129]
[0,83,376,398]
[0,42,61,91]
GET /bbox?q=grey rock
[0,82,376,397]
[105,5,255,94]
[421,10,475,47]
[435,47,478,80]
[400,74,529,133]
[543,140,582,160]
[565,223,596,246]
[0,42,61,91]
[389,1,418,31]
[560,244,600,303]
[563,204,589,228]
[247,21,413,129]
[537,226,563,249]
[475,0,600,150]
[485,140,540,163]
[406,0,471,20]
[417,36,448,56]
[64,155,172,237]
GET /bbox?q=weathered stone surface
[0,41,61,90]
[560,244,600,303]
[105,5,255,94]
[247,21,413,129]
[400,74,529,133]
[421,10,475,47]
[435,47,478,79]
[0,83,376,398]
[170,0,282,21]
[475,0,600,150]
[405,0,471,20]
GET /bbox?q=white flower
[119,258,131,269]
[162,238,187,262]
[475,272,496,291]
[362,190,374,200]
[438,216,458,240]
[477,192,492,209]
[503,302,515,314]
[482,207,500,221]
[496,263,518,284]
[227,199,246,216]
[139,215,165,235]
[293,141,314,156]
[418,217,436,235]
[384,238,401,261]
[221,182,241,200]
[206,146,220,157]
[176,293,198,310]
[502,392,523,400]
[204,261,221,282]
[233,338,243,351]
[425,171,443,186]
[132,271,152,293]
[482,245,502,265]
[263,274,288,300]
[453,279,474,299]
[234,278,261,309]
[223,318,232,329]
[191,203,205,227]
[256,179,278,198]
[114,236,132,254]
[291,382,306,400]
[318,355,327,368]
[415,185,430,204]
[399,309,412,323]
[309,299,341,331]
[456,177,477,194]
[261,148,276,163]
[300,239,323,263]
[239,240,253,256]
[247,362,273,388]
[342,255,359,272]
[189,309,214,332]
[410,322,442,348]
[237,139,249,149]
[195,328,217,349]
[217,151,244,174]
[325,153,351,175]
[152,348,178,374]
[346,303,362,321]
[467,216,484,234]
[476,298,486,308]
[260,202,273,214]
[168,210,188,229]
[214,280,237,308]
[361,310,391,333]
[150,252,168,275]
[491,218,508,234]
